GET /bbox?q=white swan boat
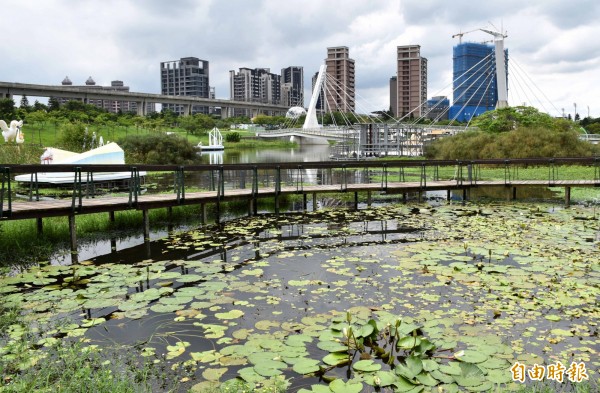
[15,142,146,184]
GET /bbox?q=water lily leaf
[253,359,287,377]
[286,334,312,347]
[364,371,397,387]
[549,328,573,337]
[292,358,320,374]
[215,309,244,320]
[415,372,437,386]
[191,350,220,363]
[193,323,227,339]
[316,340,348,353]
[322,352,350,366]
[455,350,488,364]
[202,367,228,381]
[485,369,512,384]
[453,363,486,387]
[352,359,381,372]
[255,320,280,330]
[330,379,363,393]
[392,375,419,392]
[166,341,190,360]
[396,355,423,379]
[150,303,184,313]
[544,315,562,322]
[430,369,455,384]
[81,318,105,328]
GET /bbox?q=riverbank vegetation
[0,98,297,165]
[425,107,600,159]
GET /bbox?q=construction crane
[452,28,481,44]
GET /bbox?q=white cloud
[1,0,599,117]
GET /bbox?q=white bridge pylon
[303,64,326,130]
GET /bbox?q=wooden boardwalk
[4,179,599,221]
[2,158,598,260]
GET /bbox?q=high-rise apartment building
[281,66,304,107]
[426,96,449,121]
[393,45,427,119]
[229,68,281,117]
[449,42,508,122]
[325,46,355,112]
[160,57,210,115]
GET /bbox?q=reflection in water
[198,145,332,164]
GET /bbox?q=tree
[19,95,30,112]
[471,106,559,133]
[0,98,17,120]
[48,97,61,111]
[33,100,48,112]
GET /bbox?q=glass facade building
[449,43,508,122]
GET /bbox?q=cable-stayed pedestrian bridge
[256,123,479,156]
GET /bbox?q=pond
[1,202,598,392]
[197,145,332,165]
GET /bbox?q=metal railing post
[504,160,511,185]
[548,159,557,185]
[71,167,83,212]
[218,166,225,200]
[275,166,281,195]
[86,171,95,199]
[382,163,388,190]
[175,166,185,204]
[28,172,40,201]
[0,167,11,218]
[297,165,303,193]
[128,167,140,208]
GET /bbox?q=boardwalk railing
[1,157,600,221]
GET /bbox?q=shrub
[425,127,600,160]
[118,133,199,165]
[57,123,96,152]
[224,132,241,143]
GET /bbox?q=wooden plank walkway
[3,179,599,221]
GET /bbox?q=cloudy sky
[2,0,599,118]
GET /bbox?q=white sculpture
[15,128,24,144]
[0,120,23,143]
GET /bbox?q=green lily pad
[329,379,363,393]
[352,359,381,373]
[292,358,320,374]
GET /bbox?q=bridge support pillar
[69,214,77,263]
[446,190,451,202]
[303,194,307,212]
[312,193,317,211]
[200,203,207,224]
[143,209,150,243]
[247,199,253,216]
[367,191,372,207]
[136,101,146,117]
[512,187,517,201]
[354,192,359,210]
[462,188,468,202]
[565,187,571,207]
[109,211,115,223]
[37,217,43,235]
[221,107,229,119]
